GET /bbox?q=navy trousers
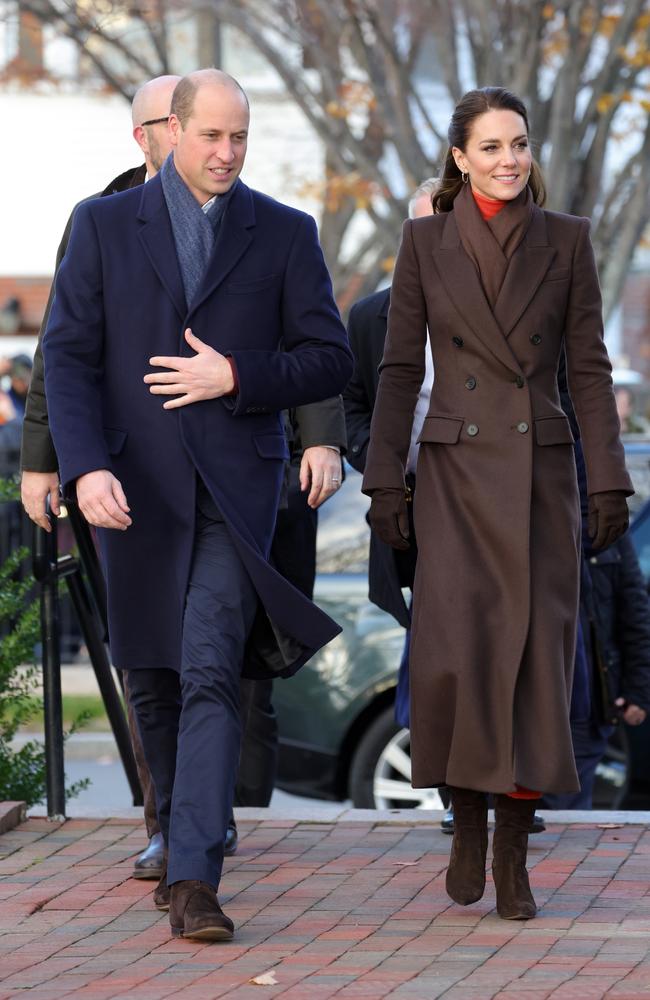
[541,720,613,810]
[127,483,258,887]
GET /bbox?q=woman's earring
[461,171,469,184]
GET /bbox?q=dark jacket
[21,166,147,473]
[583,535,650,718]
[343,287,413,629]
[42,176,353,678]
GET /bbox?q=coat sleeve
[293,395,347,454]
[42,203,111,489]
[615,535,650,712]
[564,219,633,497]
[227,214,353,415]
[362,220,427,493]
[343,301,374,474]
[20,210,76,473]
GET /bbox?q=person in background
[614,387,649,435]
[543,443,650,810]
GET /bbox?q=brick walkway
[1,813,650,999]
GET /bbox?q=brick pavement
[1,813,650,999]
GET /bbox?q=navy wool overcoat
[43,176,353,678]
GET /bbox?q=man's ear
[133,125,147,156]
[168,114,181,147]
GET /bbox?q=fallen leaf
[249,971,279,986]
[597,823,623,829]
[392,861,419,866]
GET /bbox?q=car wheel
[348,706,445,809]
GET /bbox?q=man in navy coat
[43,68,352,942]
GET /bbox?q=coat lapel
[493,206,556,338]
[434,213,523,376]
[137,176,186,319]
[189,181,256,317]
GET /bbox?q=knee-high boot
[445,787,488,905]
[492,794,537,920]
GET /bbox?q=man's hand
[300,447,342,509]
[144,328,235,409]
[614,698,647,727]
[76,470,132,530]
[587,491,629,551]
[21,470,61,532]
[368,488,410,550]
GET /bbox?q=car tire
[348,706,445,810]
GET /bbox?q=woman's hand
[587,491,629,550]
[369,488,411,550]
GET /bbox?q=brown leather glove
[368,488,410,550]
[587,491,629,551]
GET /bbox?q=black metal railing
[32,500,142,819]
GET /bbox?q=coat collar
[435,204,555,374]
[136,176,256,319]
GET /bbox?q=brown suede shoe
[445,787,488,905]
[492,795,537,920]
[153,857,169,912]
[169,880,234,941]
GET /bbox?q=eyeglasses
[139,116,170,127]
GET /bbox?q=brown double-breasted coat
[363,204,632,794]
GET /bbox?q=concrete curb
[26,804,650,825]
[0,800,26,833]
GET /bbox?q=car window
[316,463,370,574]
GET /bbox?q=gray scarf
[160,153,234,309]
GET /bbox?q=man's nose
[215,141,235,163]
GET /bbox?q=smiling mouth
[494,174,519,183]
[209,167,231,177]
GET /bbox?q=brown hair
[431,87,546,214]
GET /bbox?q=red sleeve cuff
[225,356,239,396]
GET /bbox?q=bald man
[41,69,352,941]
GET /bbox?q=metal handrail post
[32,512,65,820]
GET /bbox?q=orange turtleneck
[473,189,507,221]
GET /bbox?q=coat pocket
[534,415,574,446]
[253,434,290,460]
[225,274,279,294]
[103,427,128,456]
[417,415,464,444]
[543,267,570,283]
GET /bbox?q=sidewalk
[1,809,650,1000]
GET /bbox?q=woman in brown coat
[362,88,632,920]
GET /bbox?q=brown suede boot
[153,856,169,912]
[445,787,488,905]
[169,880,234,941]
[492,795,538,920]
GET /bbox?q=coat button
[465,376,477,390]
[530,333,542,345]
[516,421,529,434]
[352,444,360,454]
[467,423,479,436]
[452,336,464,348]
[515,376,525,388]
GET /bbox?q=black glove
[587,491,629,551]
[368,488,411,550]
